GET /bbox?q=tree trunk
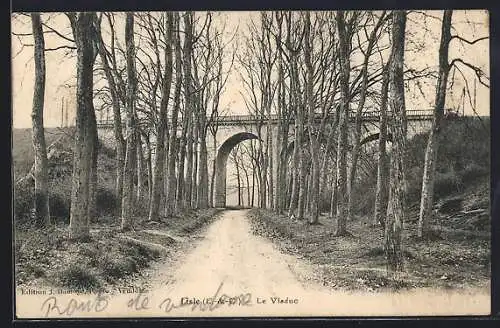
[94,15,125,204]
[333,12,350,236]
[329,162,338,219]
[288,127,299,217]
[241,157,251,207]
[258,123,267,209]
[418,10,453,238]
[278,122,289,213]
[149,12,173,221]
[304,12,320,224]
[191,122,199,208]
[68,13,96,239]
[374,64,390,227]
[185,116,194,208]
[267,124,274,210]
[275,100,285,213]
[198,133,209,208]
[121,13,137,231]
[144,134,152,204]
[235,154,242,207]
[136,139,143,202]
[30,13,50,227]
[251,166,256,207]
[165,12,182,217]
[178,12,194,210]
[210,132,218,207]
[385,10,407,273]
[274,23,288,214]
[347,13,386,223]
[287,52,301,218]
[88,107,98,223]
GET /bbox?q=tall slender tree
[165,12,182,217]
[177,11,194,210]
[94,14,126,204]
[333,11,351,236]
[67,12,97,239]
[385,10,407,272]
[346,12,387,223]
[121,13,138,231]
[418,10,453,238]
[183,12,195,209]
[30,13,50,227]
[303,12,321,224]
[373,63,390,227]
[149,12,174,221]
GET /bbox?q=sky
[11,10,489,129]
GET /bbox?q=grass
[15,208,223,292]
[249,206,490,292]
[13,125,225,292]
[54,265,102,290]
[12,127,75,180]
[405,117,490,204]
[247,118,491,292]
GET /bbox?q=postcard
[12,9,490,318]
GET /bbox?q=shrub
[100,256,138,281]
[98,138,116,158]
[49,193,70,223]
[132,194,150,217]
[14,180,34,225]
[434,170,463,199]
[461,163,489,184]
[95,187,119,216]
[319,190,332,213]
[23,263,46,278]
[120,241,160,266]
[352,183,377,216]
[54,264,101,290]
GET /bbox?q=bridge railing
[96,109,435,128]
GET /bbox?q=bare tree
[373,63,390,227]
[165,12,182,217]
[385,10,407,273]
[417,11,453,238]
[346,12,388,223]
[121,13,138,231]
[282,12,305,219]
[273,11,290,214]
[94,13,126,204]
[67,12,98,239]
[230,145,243,207]
[303,11,321,224]
[332,11,352,236]
[148,12,174,221]
[30,13,50,227]
[177,11,194,210]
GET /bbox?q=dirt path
[151,209,324,302]
[16,210,490,318]
[140,209,490,317]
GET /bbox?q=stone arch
[214,132,259,208]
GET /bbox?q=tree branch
[450,35,488,45]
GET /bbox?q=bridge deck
[96,109,435,128]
